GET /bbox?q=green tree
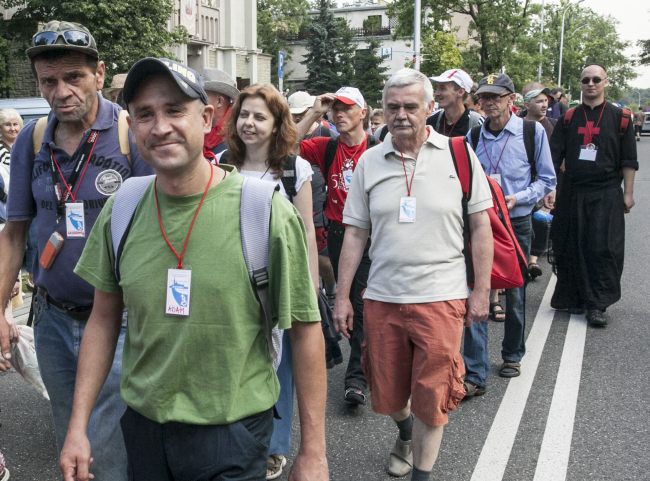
[4,0,187,85]
[257,0,310,85]
[420,30,463,78]
[353,39,388,106]
[302,0,356,93]
[0,26,10,96]
[639,39,650,65]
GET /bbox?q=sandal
[489,302,505,322]
[498,362,521,378]
[266,454,287,480]
[344,387,366,406]
[528,262,543,280]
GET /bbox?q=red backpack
[449,136,527,289]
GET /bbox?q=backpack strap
[433,111,443,133]
[324,138,339,178]
[118,109,131,165]
[449,136,473,201]
[281,155,298,203]
[620,107,632,137]
[110,175,156,282]
[563,107,576,127]
[522,119,537,181]
[240,176,281,370]
[469,125,482,156]
[32,117,48,155]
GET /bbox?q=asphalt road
[1,138,648,481]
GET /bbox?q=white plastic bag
[10,325,49,400]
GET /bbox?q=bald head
[580,64,608,106]
[581,64,607,78]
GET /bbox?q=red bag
[449,136,527,289]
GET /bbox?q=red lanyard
[49,131,100,203]
[154,164,214,269]
[581,101,607,142]
[481,130,512,174]
[400,151,417,197]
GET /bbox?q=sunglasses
[580,76,606,85]
[32,30,91,48]
[477,93,511,102]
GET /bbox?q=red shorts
[315,226,327,254]
[362,299,466,426]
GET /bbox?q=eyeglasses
[32,30,91,48]
[477,93,511,102]
[580,77,606,85]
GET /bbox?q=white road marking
[470,275,557,481]
[532,313,587,481]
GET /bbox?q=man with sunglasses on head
[549,64,638,327]
[0,20,151,481]
[462,73,555,397]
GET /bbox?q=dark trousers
[327,221,369,391]
[120,407,273,481]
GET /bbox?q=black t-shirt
[550,102,638,189]
[426,109,472,136]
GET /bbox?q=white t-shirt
[239,155,312,201]
[343,128,493,303]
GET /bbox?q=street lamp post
[558,0,585,88]
[537,0,546,82]
[413,0,421,70]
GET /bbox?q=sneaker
[0,450,9,481]
[266,454,287,480]
[528,263,543,280]
[344,387,366,406]
[463,381,486,400]
[387,437,413,477]
[586,309,607,327]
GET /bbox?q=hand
[543,191,556,210]
[60,429,94,481]
[288,451,329,481]
[505,195,517,210]
[624,192,635,213]
[333,297,354,339]
[465,289,490,327]
[312,94,337,116]
[0,314,14,371]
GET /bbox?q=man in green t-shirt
[59,58,328,481]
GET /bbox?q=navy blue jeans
[463,215,532,387]
[120,407,273,481]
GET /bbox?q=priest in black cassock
[549,64,638,327]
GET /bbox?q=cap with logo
[123,58,208,105]
[288,91,315,114]
[334,87,365,109]
[523,87,551,103]
[430,69,474,92]
[27,20,98,60]
[202,69,240,101]
[476,73,516,96]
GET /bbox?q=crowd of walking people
[0,18,638,481]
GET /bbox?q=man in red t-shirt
[297,86,375,406]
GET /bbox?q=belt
[37,287,93,322]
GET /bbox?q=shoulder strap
[468,110,484,129]
[434,111,443,132]
[111,175,155,281]
[324,138,339,177]
[118,110,131,165]
[449,136,473,201]
[469,125,482,152]
[281,155,298,203]
[240,176,281,369]
[522,119,537,181]
[620,107,632,137]
[563,107,576,126]
[32,117,48,155]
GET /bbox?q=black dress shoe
[586,309,607,327]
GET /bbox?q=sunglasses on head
[580,76,606,85]
[32,30,91,48]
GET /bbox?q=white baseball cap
[334,86,365,109]
[288,91,315,114]
[430,69,474,93]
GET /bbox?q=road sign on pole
[278,50,286,94]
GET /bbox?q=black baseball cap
[122,57,209,106]
[27,20,98,60]
[476,73,515,95]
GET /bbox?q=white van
[0,97,51,123]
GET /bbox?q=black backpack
[469,119,537,181]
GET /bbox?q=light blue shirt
[467,114,556,218]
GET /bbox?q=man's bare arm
[466,210,493,325]
[60,289,124,481]
[0,220,30,367]
[623,167,635,213]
